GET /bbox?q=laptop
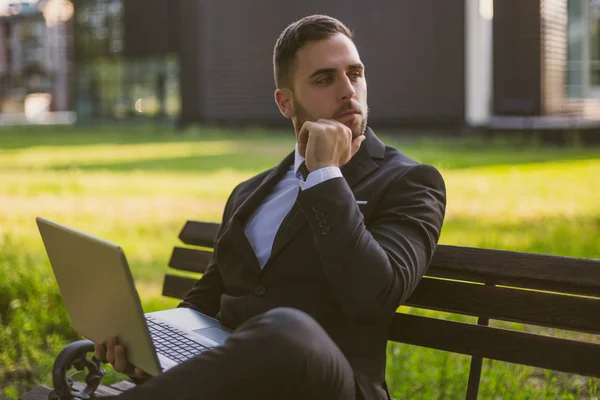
[36,217,232,377]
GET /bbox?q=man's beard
[293,95,368,139]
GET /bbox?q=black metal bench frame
[24,220,600,399]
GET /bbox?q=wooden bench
[22,220,600,399]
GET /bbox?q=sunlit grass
[442,159,600,221]
[0,141,240,170]
[1,125,599,399]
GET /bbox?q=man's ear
[274,88,295,119]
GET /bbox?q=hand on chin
[297,119,366,171]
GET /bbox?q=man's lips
[337,110,361,118]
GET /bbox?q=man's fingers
[94,343,106,362]
[115,343,147,378]
[352,133,366,145]
[297,121,314,156]
[319,119,352,135]
[351,134,366,157]
[98,337,142,377]
[298,121,313,142]
[319,118,346,129]
[106,337,117,364]
[316,118,337,126]
[134,368,148,379]
[114,344,130,374]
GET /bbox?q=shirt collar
[293,143,305,180]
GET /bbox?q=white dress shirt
[243,146,343,268]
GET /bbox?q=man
[95,14,446,400]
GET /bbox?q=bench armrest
[48,339,104,400]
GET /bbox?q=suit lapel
[222,152,295,274]
[265,198,306,269]
[234,152,294,221]
[341,127,385,188]
[221,217,262,274]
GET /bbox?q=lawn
[1,124,599,399]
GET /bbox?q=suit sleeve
[177,186,239,318]
[297,163,446,324]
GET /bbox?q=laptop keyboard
[145,316,210,363]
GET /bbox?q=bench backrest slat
[390,313,600,378]
[430,245,600,297]
[176,222,600,296]
[169,247,212,273]
[408,278,600,334]
[169,243,600,301]
[178,221,220,247]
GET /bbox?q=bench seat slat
[389,313,600,378]
[407,278,600,334]
[169,247,213,273]
[19,386,52,400]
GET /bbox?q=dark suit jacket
[180,127,446,400]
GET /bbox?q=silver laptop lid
[36,217,162,376]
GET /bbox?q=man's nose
[339,75,356,101]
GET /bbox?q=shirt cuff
[300,166,343,190]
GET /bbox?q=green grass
[1,125,599,399]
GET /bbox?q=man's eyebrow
[308,68,336,79]
[347,63,365,71]
[308,63,365,79]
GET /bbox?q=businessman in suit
[95,14,446,400]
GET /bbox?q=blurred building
[175,0,469,128]
[0,0,73,123]
[72,0,180,122]
[492,0,600,130]
[2,0,600,130]
[171,0,600,130]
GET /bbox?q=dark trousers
[114,308,357,400]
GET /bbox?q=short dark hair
[273,15,353,89]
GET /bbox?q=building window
[75,55,180,121]
[73,0,180,121]
[75,0,123,59]
[567,0,600,98]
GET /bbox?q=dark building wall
[493,0,542,115]
[177,0,203,123]
[190,0,465,126]
[123,0,178,57]
[197,0,286,123]
[349,0,465,125]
